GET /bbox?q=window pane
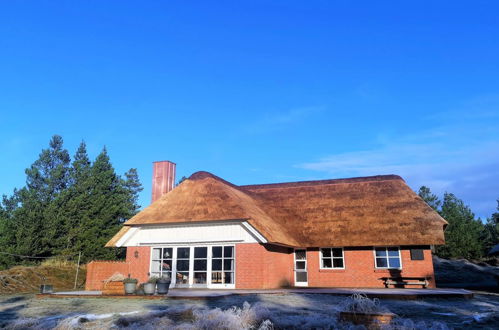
[296,261,306,270]
[224,246,233,258]
[295,250,306,260]
[224,259,234,271]
[332,248,343,258]
[151,260,161,272]
[176,272,189,284]
[333,258,344,268]
[375,248,387,257]
[194,272,207,284]
[224,272,234,284]
[162,248,172,259]
[322,258,332,268]
[177,259,189,271]
[321,248,331,258]
[161,260,172,271]
[194,260,207,271]
[194,247,207,259]
[389,257,401,268]
[387,248,399,257]
[152,248,161,259]
[212,271,223,283]
[296,272,307,282]
[410,249,424,260]
[212,259,222,271]
[177,248,190,259]
[376,257,388,268]
[212,246,222,258]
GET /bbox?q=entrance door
[294,249,308,286]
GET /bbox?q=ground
[1,292,498,329]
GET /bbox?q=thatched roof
[108,171,447,247]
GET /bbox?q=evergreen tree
[0,192,20,268]
[482,201,499,254]
[74,148,131,261]
[436,193,485,259]
[123,168,143,214]
[13,135,71,257]
[418,186,441,211]
[0,136,143,267]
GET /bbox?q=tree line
[0,135,143,269]
[418,186,498,260]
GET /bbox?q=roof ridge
[240,174,403,190]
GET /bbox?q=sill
[319,268,346,273]
[374,269,402,273]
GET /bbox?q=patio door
[294,249,308,286]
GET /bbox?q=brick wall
[87,244,435,290]
[236,243,293,289]
[236,244,435,289]
[85,246,151,290]
[125,246,151,283]
[307,247,435,288]
[85,261,129,290]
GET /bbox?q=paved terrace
[38,287,473,300]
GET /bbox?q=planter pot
[156,281,171,295]
[124,282,137,294]
[340,311,396,329]
[143,283,156,295]
[40,284,53,294]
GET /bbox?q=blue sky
[0,1,498,218]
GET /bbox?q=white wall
[118,221,265,247]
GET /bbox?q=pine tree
[436,193,485,259]
[418,186,441,211]
[123,168,143,214]
[482,201,499,254]
[13,135,71,257]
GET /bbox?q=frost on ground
[1,293,498,329]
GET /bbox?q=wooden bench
[379,277,429,288]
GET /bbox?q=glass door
[175,247,190,287]
[193,247,208,286]
[294,249,308,286]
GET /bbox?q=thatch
[108,171,447,247]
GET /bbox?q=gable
[114,221,267,247]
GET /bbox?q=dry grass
[0,263,86,294]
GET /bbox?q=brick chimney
[151,161,176,203]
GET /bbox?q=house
[85,161,447,290]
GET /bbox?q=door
[294,249,308,286]
[175,247,190,287]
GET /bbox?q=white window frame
[373,246,402,269]
[319,247,345,269]
[149,244,236,289]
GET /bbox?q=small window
[320,248,344,269]
[375,247,401,269]
[410,249,424,260]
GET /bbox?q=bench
[379,276,429,288]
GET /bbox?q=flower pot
[124,282,137,294]
[340,311,395,329]
[156,280,171,294]
[143,282,156,295]
[40,284,53,294]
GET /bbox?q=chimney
[151,161,176,203]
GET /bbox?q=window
[176,247,190,284]
[151,247,173,279]
[193,247,208,284]
[320,248,344,269]
[375,247,401,269]
[410,249,424,260]
[211,246,234,284]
